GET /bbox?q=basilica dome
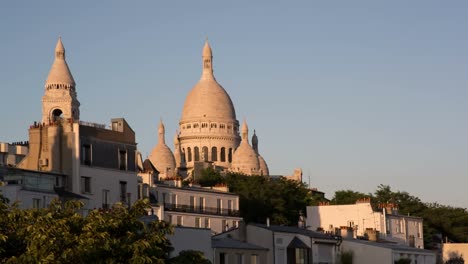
[148,121,176,178]
[231,120,260,175]
[180,41,236,123]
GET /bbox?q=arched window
[220,147,226,162]
[194,147,200,161]
[211,147,217,161]
[202,146,208,161]
[187,147,192,162]
[228,148,233,163]
[182,148,186,163]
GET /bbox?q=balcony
[164,203,240,217]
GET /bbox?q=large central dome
[180,41,236,123]
[181,78,236,121]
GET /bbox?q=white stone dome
[181,41,236,123]
[148,121,176,177]
[231,120,260,175]
[258,155,269,176]
[181,78,236,122]
[45,37,75,88]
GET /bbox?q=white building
[307,199,424,248]
[0,142,28,167]
[217,222,341,264]
[150,181,242,234]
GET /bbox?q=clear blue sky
[1,1,467,208]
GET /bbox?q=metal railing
[163,203,240,217]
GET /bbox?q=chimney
[266,217,270,227]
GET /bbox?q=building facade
[14,38,138,211]
[306,199,424,248]
[151,182,242,234]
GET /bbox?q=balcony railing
[164,203,240,217]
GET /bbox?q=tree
[331,190,371,205]
[197,167,225,187]
[168,250,211,264]
[225,173,313,225]
[0,199,173,263]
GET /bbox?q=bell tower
[42,37,80,124]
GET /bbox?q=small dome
[258,155,269,176]
[231,120,260,175]
[45,37,75,87]
[148,121,176,177]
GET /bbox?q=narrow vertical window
[212,147,217,161]
[202,146,208,161]
[220,147,226,162]
[187,147,192,162]
[81,177,91,194]
[194,147,200,161]
[82,144,92,165]
[102,189,109,209]
[119,150,127,170]
[119,181,127,202]
[228,148,233,162]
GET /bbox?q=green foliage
[0,199,173,263]
[331,190,370,205]
[168,250,211,264]
[198,167,225,187]
[340,250,354,264]
[225,173,313,225]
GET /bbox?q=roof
[288,237,310,249]
[54,187,89,200]
[212,237,268,251]
[155,183,240,196]
[251,224,340,241]
[344,238,434,254]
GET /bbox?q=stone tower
[42,37,80,124]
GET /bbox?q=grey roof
[252,224,340,241]
[344,238,434,254]
[288,237,310,249]
[212,237,268,251]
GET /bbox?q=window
[236,254,244,264]
[190,196,195,210]
[81,176,91,194]
[228,200,233,214]
[176,215,183,226]
[220,253,226,264]
[171,194,177,206]
[119,150,127,170]
[217,198,222,214]
[222,219,227,231]
[195,217,201,228]
[212,147,217,161]
[251,255,259,264]
[232,220,237,228]
[162,193,167,204]
[119,181,127,202]
[194,147,200,161]
[199,197,205,211]
[112,121,119,131]
[202,146,208,161]
[82,144,92,165]
[187,147,192,162]
[102,189,110,209]
[32,198,41,209]
[220,147,226,162]
[167,215,172,224]
[228,148,233,162]
[204,218,210,228]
